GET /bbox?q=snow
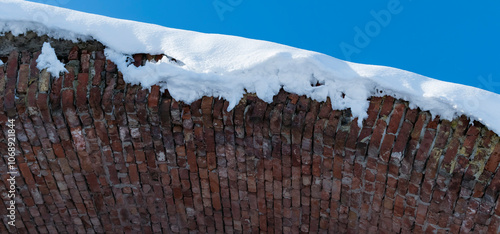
[36,42,68,77]
[1,0,500,134]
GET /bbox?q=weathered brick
[76,73,89,109]
[2,44,498,233]
[17,64,30,94]
[485,143,500,172]
[148,85,160,108]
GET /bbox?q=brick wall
[0,45,500,234]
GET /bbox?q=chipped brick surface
[0,46,500,234]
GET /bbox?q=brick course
[1,45,500,234]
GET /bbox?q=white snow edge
[1,0,499,134]
[36,42,68,77]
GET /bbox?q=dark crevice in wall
[0,31,104,57]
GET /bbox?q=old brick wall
[1,44,500,234]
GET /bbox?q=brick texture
[1,46,500,234]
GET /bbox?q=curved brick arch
[0,44,499,234]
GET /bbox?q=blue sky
[28,0,500,94]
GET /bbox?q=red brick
[53,143,65,158]
[379,134,395,162]
[414,129,436,171]
[380,96,395,117]
[70,126,86,151]
[148,85,160,108]
[68,46,79,60]
[17,64,30,94]
[387,103,405,134]
[365,97,382,127]
[366,119,387,158]
[19,163,35,185]
[441,139,460,173]
[485,143,500,172]
[106,60,117,72]
[3,43,500,233]
[76,73,89,109]
[86,173,100,192]
[81,53,90,73]
[93,59,105,85]
[344,121,361,151]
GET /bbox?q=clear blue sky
[28,0,500,94]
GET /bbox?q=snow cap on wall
[1,0,499,134]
